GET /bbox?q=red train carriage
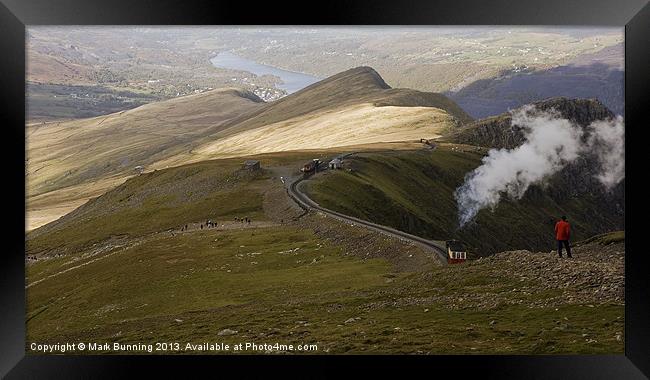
[301,158,321,173]
[446,240,467,264]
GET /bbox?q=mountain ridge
[442,97,615,149]
[149,66,472,167]
[214,66,473,139]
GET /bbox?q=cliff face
[446,97,615,150]
[444,97,625,243]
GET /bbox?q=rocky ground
[300,212,437,273]
[414,235,625,311]
[478,241,624,306]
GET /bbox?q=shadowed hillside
[448,44,624,118]
[443,97,615,149]
[304,146,623,256]
[27,158,271,257]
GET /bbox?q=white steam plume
[588,116,625,188]
[454,106,625,227]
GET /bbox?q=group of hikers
[177,216,252,232]
[179,219,218,232]
[235,216,252,225]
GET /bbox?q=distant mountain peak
[308,66,391,91]
[344,66,391,89]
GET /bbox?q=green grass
[576,231,624,246]
[305,147,624,256]
[26,226,392,345]
[26,224,623,354]
[27,161,269,256]
[25,151,624,355]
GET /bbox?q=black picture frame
[2,0,647,377]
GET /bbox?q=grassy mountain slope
[26,152,623,354]
[27,158,270,257]
[301,98,623,255]
[27,224,623,354]
[154,67,472,166]
[27,88,264,197]
[304,145,624,255]
[26,88,264,230]
[220,66,472,132]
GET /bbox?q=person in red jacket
[555,216,572,258]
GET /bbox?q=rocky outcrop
[470,236,625,308]
[446,97,615,150]
[360,235,624,312]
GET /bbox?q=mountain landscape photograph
[25,26,625,355]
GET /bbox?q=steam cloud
[454,105,625,227]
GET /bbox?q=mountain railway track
[287,172,448,265]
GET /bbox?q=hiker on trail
[555,216,572,258]
[201,224,203,230]
[185,224,188,230]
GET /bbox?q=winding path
[286,168,448,265]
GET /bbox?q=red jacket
[555,220,570,241]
